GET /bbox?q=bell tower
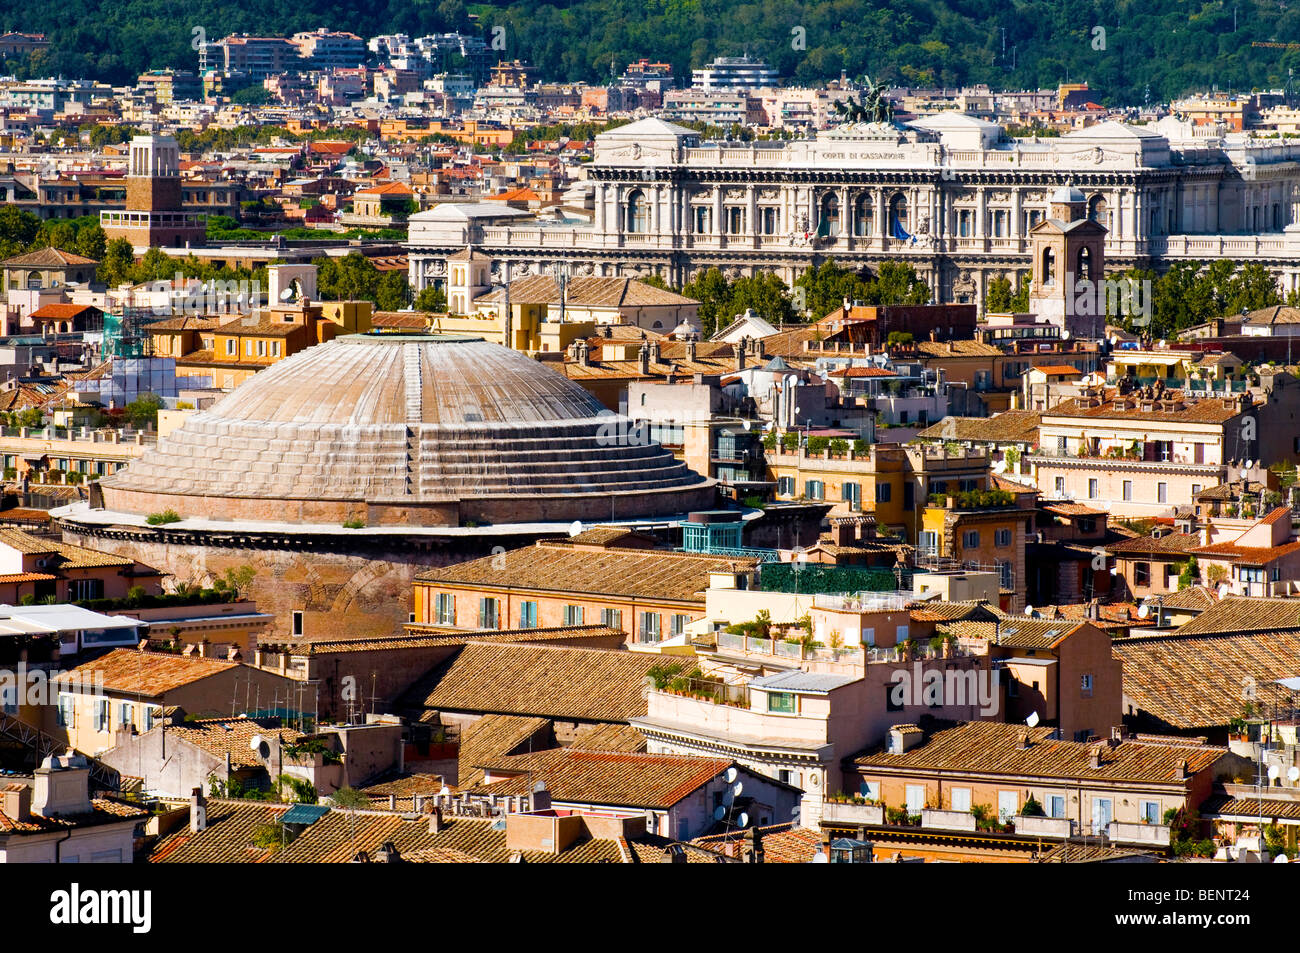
[102,134,206,249]
[1028,185,1108,339]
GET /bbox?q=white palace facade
[408,114,1300,307]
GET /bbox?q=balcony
[713,630,863,664]
[1107,821,1171,846]
[921,809,978,831]
[1013,815,1075,839]
[822,800,885,826]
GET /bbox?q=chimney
[1176,758,1189,780]
[1017,729,1031,749]
[748,824,765,863]
[577,339,591,367]
[650,340,661,364]
[32,751,92,818]
[637,342,651,375]
[138,638,151,652]
[530,781,552,812]
[737,341,747,371]
[197,640,209,658]
[1,782,31,823]
[190,786,208,832]
[428,806,444,833]
[226,645,242,662]
[685,339,697,362]
[1088,745,1103,770]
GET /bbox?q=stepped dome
[100,333,713,526]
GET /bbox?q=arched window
[1076,246,1092,282]
[853,195,874,237]
[818,193,840,238]
[626,189,649,233]
[889,194,909,238]
[25,271,41,290]
[1042,248,1056,287]
[1088,194,1108,228]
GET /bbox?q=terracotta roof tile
[853,721,1224,783]
[401,642,684,723]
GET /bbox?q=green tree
[375,270,412,311]
[75,222,107,262]
[98,238,136,287]
[794,260,874,319]
[413,285,446,312]
[314,253,381,303]
[125,393,163,429]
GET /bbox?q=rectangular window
[434,593,455,626]
[94,698,109,732]
[905,784,925,814]
[767,691,796,714]
[292,609,304,635]
[69,578,104,601]
[995,528,1011,547]
[1054,476,1066,496]
[1157,482,1168,504]
[806,480,824,501]
[639,611,661,643]
[670,613,691,637]
[1049,795,1066,819]
[601,608,623,631]
[860,780,880,801]
[142,706,156,732]
[1140,800,1161,824]
[225,339,236,355]
[962,530,980,549]
[118,702,132,728]
[875,482,891,503]
[1123,480,1133,501]
[562,604,584,626]
[1080,673,1093,697]
[895,624,909,643]
[519,600,537,628]
[777,476,794,496]
[1088,478,1099,500]
[57,693,75,727]
[998,790,1018,822]
[950,787,972,813]
[479,597,500,629]
[842,481,861,505]
[1134,562,1150,587]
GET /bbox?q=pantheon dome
[100,333,714,526]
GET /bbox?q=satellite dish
[1109,566,1120,575]
[735,812,749,828]
[1026,711,1040,728]
[1243,460,1255,471]
[249,734,264,751]
[732,781,744,798]
[1269,765,1281,781]
[1061,329,1070,340]
[1274,854,1290,863]
[439,785,450,796]
[1158,339,1166,348]
[279,286,296,302]
[713,805,725,821]
[1137,604,1150,619]
[724,767,738,784]
[533,781,547,793]
[992,460,1007,474]
[741,420,751,431]
[1289,766,1300,783]
[1108,335,1118,346]
[1023,605,1034,616]
[811,852,829,863]
[568,520,583,537]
